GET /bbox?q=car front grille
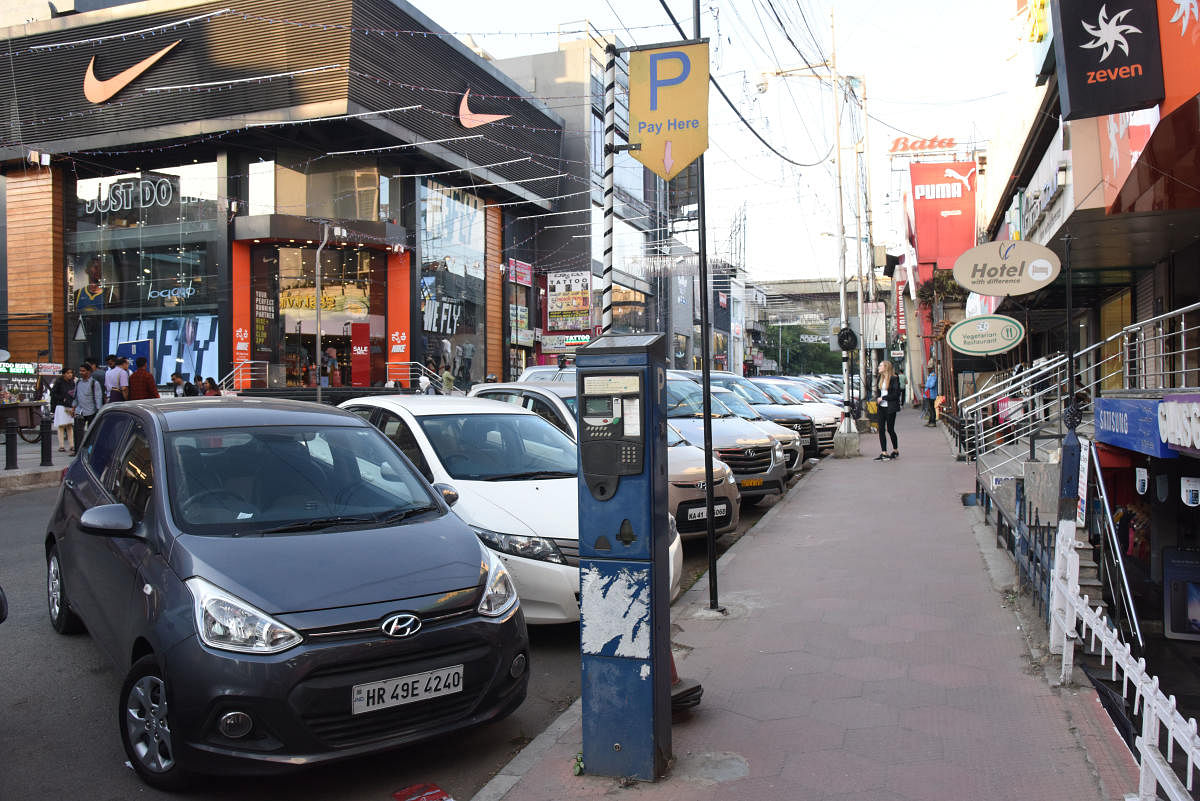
[675,497,732,533]
[302,690,483,748]
[816,424,837,446]
[550,538,580,567]
[716,447,772,475]
[788,420,813,438]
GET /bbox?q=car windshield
[666,380,708,418]
[417,413,578,481]
[667,425,685,446]
[713,376,773,405]
[714,391,760,419]
[757,382,798,404]
[165,425,436,535]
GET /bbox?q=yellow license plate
[739,478,763,488]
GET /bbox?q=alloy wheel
[47,554,62,622]
[125,675,175,773]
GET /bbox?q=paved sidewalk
[473,412,1138,801]
[0,433,68,494]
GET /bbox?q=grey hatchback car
[45,398,528,789]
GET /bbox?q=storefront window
[275,152,379,221]
[67,162,222,383]
[421,179,486,389]
[611,284,647,333]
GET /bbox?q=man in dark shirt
[170,372,199,397]
[128,357,160,400]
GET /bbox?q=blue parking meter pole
[576,333,671,780]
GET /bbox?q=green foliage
[762,325,842,375]
[916,270,968,307]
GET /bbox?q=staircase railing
[218,360,268,392]
[385,361,465,395]
[1087,440,1143,654]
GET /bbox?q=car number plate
[351,664,463,715]
[687,502,728,521]
[739,478,763,488]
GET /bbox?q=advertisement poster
[508,258,533,287]
[547,270,592,331]
[509,304,530,344]
[107,315,220,384]
[909,161,977,268]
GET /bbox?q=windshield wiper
[258,515,377,535]
[375,505,438,525]
[483,470,576,481]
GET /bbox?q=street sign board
[946,314,1025,355]
[863,302,887,349]
[827,317,860,353]
[628,41,709,181]
[952,240,1061,296]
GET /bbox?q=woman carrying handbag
[874,360,901,461]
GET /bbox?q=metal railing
[218,360,268,392]
[1089,440,1143,653]
[1049,520,1200,801]
[385,361,465,395]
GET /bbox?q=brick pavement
[473,410,1139,801]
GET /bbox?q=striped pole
[601,43,617,335]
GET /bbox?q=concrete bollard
[40,416,53,467]
[5,419,16,470]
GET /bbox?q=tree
[763,325,843,375]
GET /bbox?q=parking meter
[575,333,671,780]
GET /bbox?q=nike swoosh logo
[459,88,510,128]
[83,40,181,104]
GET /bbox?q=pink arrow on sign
[663,140,674,176]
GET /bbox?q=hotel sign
[952,240,1061,296]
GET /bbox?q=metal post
[40,416,53,467]
[315,222,330,404]
[601,44,617,334]
[861,79,881,369]
[5,419,16,470]
[855,143,867,403]
[830,12,857,452]
[695,0,719,611]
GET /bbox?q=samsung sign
[1094,397,1176,458]
[1160,394,1200,457]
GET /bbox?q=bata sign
[889,136,956,153]
[951,240,1061,296]
[946,314,1025,355]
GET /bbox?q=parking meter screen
[584,397,615,418]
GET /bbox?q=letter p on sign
[649,51,690,110]
[628,41,709,181]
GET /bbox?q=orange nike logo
[458,88,510,128]
[83,40,181,104]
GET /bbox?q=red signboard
[351,323,370,387]
[508,258,532,287]
[387,251,411,387]
[909,161,977,269]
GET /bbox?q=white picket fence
[1049,519,1200,801]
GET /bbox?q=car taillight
[60,468,68,484]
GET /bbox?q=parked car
[666,379,787,506]
[470,383,741,535]
[711,386,804,475]
[340,396,683,622]
[681,371,818,458]
[45,398,529,789]
[752,377,843,451]
[667,423,741,537]
[516,367,575,383]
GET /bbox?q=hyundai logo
[380,613,421,639]
[147,286,196,300]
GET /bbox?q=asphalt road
[0,463,810,799]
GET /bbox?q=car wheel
[120,655,191,791]
[47,544,84,635]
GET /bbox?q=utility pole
[830,11,859,456]
[855,136,867,405]
[315,221,330,404]
[860,78,883,374]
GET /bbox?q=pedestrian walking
[441,365,454,395]
[104,356,130,403]
[202,378,221,396]
[874,360,900,461]
[50,366,76,454]
[170,372,199,397]
[922,369,938,426]
[73,362,104,445]
[128,357,160,400]
[89,356,108,391]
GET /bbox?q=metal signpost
[575,334,671,780]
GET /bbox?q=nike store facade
[0,0,565,390]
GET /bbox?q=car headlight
[478,544,519,617]
[472,525,565,564]
[772,442,784,463]
[186,576,302,654]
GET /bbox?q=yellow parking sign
[628,41,709,182]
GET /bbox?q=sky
[409,0,1027,283]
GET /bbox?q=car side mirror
[433,483,459,507]
[80,503,136,534]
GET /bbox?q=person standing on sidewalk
[128,357,160,400]
[922,369,938,426]
[874,360,900,461]
[105,356,130,403]
[49,367,76,455]
[73,363,104,445]
[170,372,199,397]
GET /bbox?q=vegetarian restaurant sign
[952,240,1061,296]
[946,314,1025,356]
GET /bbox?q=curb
[0,468,62,494]
[469,699,582,801]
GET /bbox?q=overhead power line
[655,0,826,168]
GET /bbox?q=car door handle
[63,478,75,489]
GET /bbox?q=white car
[339,395,682,623]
